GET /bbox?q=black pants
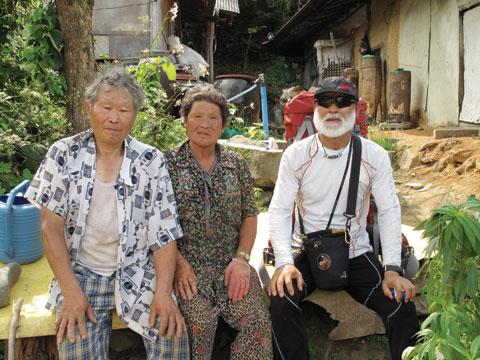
[270,251,419,360]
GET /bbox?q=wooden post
[206,21,215,83]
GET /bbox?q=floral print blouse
[165,141,258,296]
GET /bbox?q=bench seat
[0,257,126,340]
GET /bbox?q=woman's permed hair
[84,67,145,112]
[180,85,229,125]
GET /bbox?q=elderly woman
[165,86,272,359]
[25,68,188,359]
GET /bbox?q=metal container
[214,74,261,124]
[386,68,411,127]
[359,55,382,120]
[343,68,359,88]
[0,180,42,264]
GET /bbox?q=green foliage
[20,1,65,98]
[226,116,266,140]
[0,1,68,194]
[405,196,480,360]
[132,100,186,152]
[368,127,398,152]
[130,56,176,89]
[129,57,186,151]
[1,0,65,98]
[222,103,267,140]
[253,187,267,212]
[0,86,70,193]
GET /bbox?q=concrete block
[433,128,480,139]
[223,137,283,188]
[398,148,420,169]
[0,263,21,308]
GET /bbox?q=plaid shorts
[56,264,189,360]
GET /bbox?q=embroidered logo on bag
[317,254,331,270]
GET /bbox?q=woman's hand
[174,257,198,301]
[224,258,251,302]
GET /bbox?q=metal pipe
[260,83,269,137]
[227,83,258,102]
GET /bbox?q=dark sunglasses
[315,95,356,108]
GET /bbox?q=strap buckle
[343,213,355,245]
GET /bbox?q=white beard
[313,109,356,138]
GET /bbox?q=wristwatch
[383,264,404,276]
[236,251,250,262]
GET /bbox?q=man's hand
[149,291,187,340]
[268,264,303,297]
[174,257,197,301]
[55,286,96,344]
[382,271,416,303]
[224,258,251,302]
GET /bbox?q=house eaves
[214,0,240,15]
[264,0,367,57]
[180,0,239,21]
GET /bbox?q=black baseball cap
[315,77,358,100]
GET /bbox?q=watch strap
[236,251,250,262]
[383,264,404,276]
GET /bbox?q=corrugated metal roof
[214,0,240,14]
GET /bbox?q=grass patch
[368,127,398,152]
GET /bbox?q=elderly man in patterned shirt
[26,68,189,359]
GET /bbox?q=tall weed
[404,196,480,360]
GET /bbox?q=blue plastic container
[0,180,43,264]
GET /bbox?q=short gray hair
[85,67,145,112]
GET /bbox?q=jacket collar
[83,128,135,187]
[176,140,236,171]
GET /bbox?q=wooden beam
[206,21,215,82]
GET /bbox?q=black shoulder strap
[343,134,362,231]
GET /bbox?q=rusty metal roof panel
[214,0,240,14]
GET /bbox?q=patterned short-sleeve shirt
[165,141,258,296]
[25,129,183,341]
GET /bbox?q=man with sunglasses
[268,77,419,360]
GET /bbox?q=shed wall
[425,0,459,126]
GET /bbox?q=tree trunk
[56,0,96,133]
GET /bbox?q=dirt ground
[389,128,480,226]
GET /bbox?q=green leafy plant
[253,187,267,212]
[20,1,65,99]
[222,103,266,140]
[368,127,397,152]
[404,196,480,360]
[245,122,266,140]
[132,97,186,152]
[0,1,68,193]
